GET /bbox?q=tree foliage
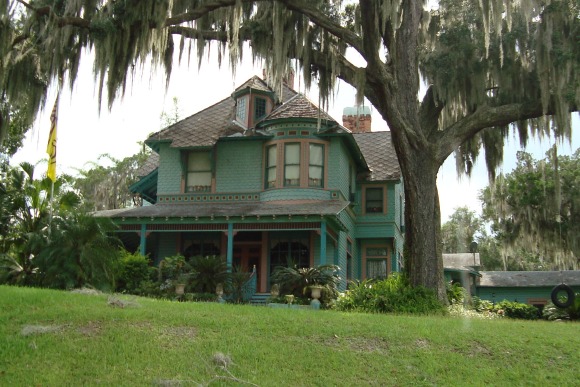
[480,148,580,270]
[73,149,150,211]
[441,207,482,253]
[1,0,578,300]
[0,162,120,289]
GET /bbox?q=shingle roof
[262,93,336,122]
[234,76,272,94]
[96,200,349,218]
[146,96,238,148]
[443,253,481,269]
[478,271,580,287]
[136,152,159,177]
[353,131,401,181]
[146,77,297,149]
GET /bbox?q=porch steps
[250,293,271,305]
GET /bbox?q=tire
[551,284,575,308]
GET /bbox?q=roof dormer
[232,76,276,128]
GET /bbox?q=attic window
[255,97,266,120]
[236,97,247,122]
[186,151,211,192]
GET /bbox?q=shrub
[543,293,580,321]
[494,300,539,320]
[335,273,445,315]
[446,282,467,304]
[116,250,151,294]
[188,255,228,293]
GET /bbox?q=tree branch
[435,100,579,164]
[278,0,365,58]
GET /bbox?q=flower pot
[310,286,323,300]
[175,283,186,296]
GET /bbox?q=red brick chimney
[342,106,372,133]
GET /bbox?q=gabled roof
[443,253,481,269]
[260,93,336,123]
[478,271,580,287]
[234,75,272,94]
[353,131,401,181]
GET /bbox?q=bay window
[284,143,300,186]
[308,143,324,187]
[266,145,277,188]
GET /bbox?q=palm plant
[36,214,121,290]
[271,264,340,302]
[188,255,228,293]
[0,163,79,286]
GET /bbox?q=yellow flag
[46,96,58,182]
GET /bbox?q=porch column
[139,223,147,256]
[226,222,234,271]
[320,221,327,265]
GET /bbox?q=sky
[11,48,580,223]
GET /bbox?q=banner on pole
[46,96,58,182]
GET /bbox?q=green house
[476,271,580,309]
[97,76,404,293]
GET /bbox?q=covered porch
[97,199,350,293]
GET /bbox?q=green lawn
[0,286,578,386]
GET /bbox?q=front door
[233,244,261,291]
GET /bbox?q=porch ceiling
[95,199,349,219]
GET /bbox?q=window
[346,240,353,281]
[309,143,324,187]
[186,151,212,192]
[255,97,266,120]
[236,97,247,122]
[183,234,221,258]
[284,143,300,186]
[365,187,384,213]
[269,237,310,276]
[266,145,277,188]
[366,246,389,279]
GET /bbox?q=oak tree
[1,0,578,300]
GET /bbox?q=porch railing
[240,265,257,302]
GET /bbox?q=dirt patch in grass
[21,324,65,336]
[450,340,494,358]
[77,321,103,337]
[159,326,197,340]
[313,335,390,354]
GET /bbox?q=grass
[0,286,578,386]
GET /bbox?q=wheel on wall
[551,284,575,308]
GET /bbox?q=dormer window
[236,97,247,123]
[186,151,212,192]
[255,97,267,120]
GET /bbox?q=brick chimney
[342,106,372,133]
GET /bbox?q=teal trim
[320,221,327,265]
[227,223,234,272]
[130,169,158,203]
[140,224,146,256]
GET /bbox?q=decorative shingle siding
[157,144,182,194]
[216,141,263,192]
[327,138,351,199]
[261,188,330,202]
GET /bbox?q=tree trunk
[399,147,447,303]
